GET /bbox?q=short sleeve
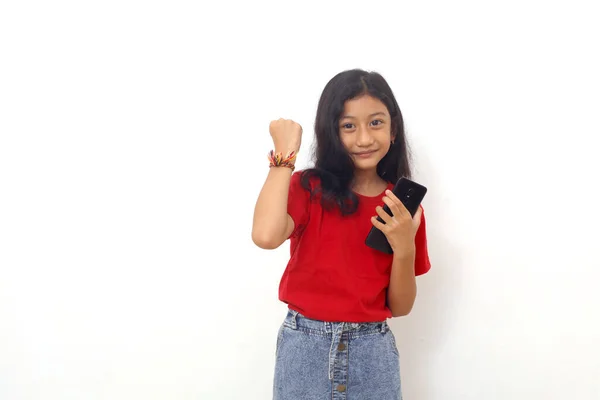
[287,171,311,239]
[414,206,432,276]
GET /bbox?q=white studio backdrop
[1,1,599,399]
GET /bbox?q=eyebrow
[341,112,387,119]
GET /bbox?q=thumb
[413,205,423,226]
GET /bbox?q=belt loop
[290,310,299,330]
[380,321,387,333]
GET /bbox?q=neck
[352,169,386,192]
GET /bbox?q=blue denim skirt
[273,309,402,400]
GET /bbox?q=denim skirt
[273,309,402,400]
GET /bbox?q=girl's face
[338,94,394,173]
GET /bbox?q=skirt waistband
[283,309,389,334]
[283,308,389,379]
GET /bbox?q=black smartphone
[365,178,428,254]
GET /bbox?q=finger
[371,216,388,232]
[384,189,402,204]
[375,206,393,224]
[412,205,423,229]
[385,190,408,212]
[413,205,423,220]
[381,196,400,217]
[384,191,408,218]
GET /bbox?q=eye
[371,119,384,127]
[341,123,354,130]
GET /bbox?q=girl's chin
[352,158,381,171]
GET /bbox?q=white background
[1,1,599,399]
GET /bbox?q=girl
[252,69,431,400]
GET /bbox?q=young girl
[252,69,431,400]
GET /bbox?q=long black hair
[300,69,412,215]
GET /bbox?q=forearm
[387,249,417,317]
[251,167,294,248]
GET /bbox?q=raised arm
[251,119,303,249]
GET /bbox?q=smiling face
[338,94,395,174]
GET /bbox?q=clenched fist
[269,118,302,155]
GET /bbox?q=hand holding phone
[365,178,428,254]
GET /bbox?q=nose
[356,125,374,147]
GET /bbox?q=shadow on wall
[387,148,467,400]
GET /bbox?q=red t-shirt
[278,170,431,323]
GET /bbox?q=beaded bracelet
[268,150,297,171]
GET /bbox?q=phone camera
[406,188,414,198]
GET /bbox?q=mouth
[353,150,377,158]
